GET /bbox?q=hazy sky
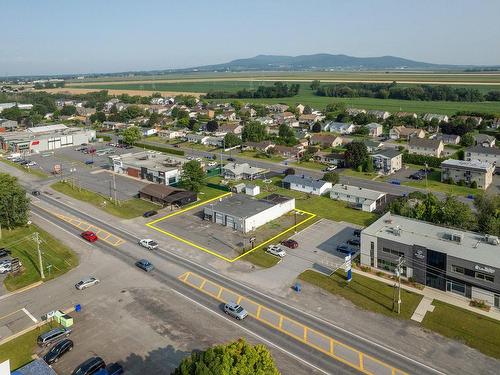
[1,0,499,76]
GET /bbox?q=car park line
[179,271,408,375]
[146,192,316,262]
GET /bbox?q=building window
[452,265,464,274]
[382,247,404,257]
[377,258,407,276]
[370,242,374,251]
[476,273,494,283]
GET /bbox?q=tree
[363,156,374,172]
[310,80,321,91]
[0,174,30,229]
[311,122,322,133]
[242,121,267,142]
[90,111,106,124]
[60,105,77,116]
[344,141,368,169]
[323,172,339,184]
[278,123,295,141]
[474,193,500,236]
[122,126,142,145]
[303,105,312,115]
[206,119,219,132]
[224,133,242,148]
[460,132,475,147]
[181,161,205,193]
[173,338,280,375]
[148,112,160,126]
[284,168,295,176]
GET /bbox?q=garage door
[215,212,224,224]
[226,215,235,229]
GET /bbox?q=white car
[75,277,100,290]
[186,156,194,160]
[324,165,337,171]
[266,245,286,257]
[0,263,11,274]
[262,179,272,184]
[139,239,159,250]
[195,157,202,162]
[208,161,217,167]
[26,161,37,167]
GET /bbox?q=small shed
[245,185,260,196]
[232,183,246,193]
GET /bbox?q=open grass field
[1,225,78,291]
[402,170,478,197]
[422,300,500,359]
[64,80,500,114]
[299,270,423,319]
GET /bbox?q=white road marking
[22,308,38,323]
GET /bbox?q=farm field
[65,80,500,114]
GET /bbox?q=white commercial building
[330,184,386,212]
[203,194,295,233]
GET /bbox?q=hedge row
[135,142,185,156]
[402,153,445,168]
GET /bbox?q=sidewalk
[352,267,500,321]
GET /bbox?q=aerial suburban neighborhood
[0,1,499,375]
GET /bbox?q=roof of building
[310,133,339,142]
[392,126,423,136]
[223,162,266,176]
[466,145,500,155]
[12,359,57,375]
[206,194,293,218]
[139,184,184,199]
[112,151,186,172]
[436,134,460,140]
[366,122,382,129]
[283,174,331,189]
[441,159,494,172]
[474,134,495,143]
[26,124,68,133]
[327,121,353,130]
[409,138,443,149]
[331,184,385,201]
[371,149,402,159]
[363,212,500,267]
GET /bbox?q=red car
[81,231,98,242]
[281,239,298,249]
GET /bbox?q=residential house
[158,129,187,140]
[408,138,444,157]
[218,123,243,135]
[490,118,500,129]
[393,112,418,119]
[363,140,383,153]
[474,134,496,148]
[76,107,96,116]
[371,149,403,174]
[142,128,157,137]
[186,133,209,144]
[205,136,224,147]
[441,159,494,189]
[435,133,461,145]
[465,146,500,169]
[422,113,449,123]
[267,104,289,113]
[101,121,127,130]
[309,133,343,148]
[242,140,275,153]
[366,122,383,137]
[389,126,425,140]
[271,144,304,159]
[274,111,296,124]
[456,116,483,125]
[254,116,274,126]
[346,108,366,116]
[216,110,237,122]
[313,151,345,167]
[282,174,332,195]
[222,162,267,180]
[239,107,256,117]
[296,104,305,114]
[139,184,197,207]
[299,113,323,125]
[330,184,386,212]
[324,121,356,134]
[367,110,391,120]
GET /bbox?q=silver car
[266,245,286,257]
[75,277,100,290]
[223,302,248,320]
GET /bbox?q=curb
[0,281,44,302]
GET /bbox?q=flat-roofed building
[440,159,494,189]
[330,184,386,212]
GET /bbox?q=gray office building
[361,212,500,308]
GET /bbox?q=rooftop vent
[485,235,500,246]
[443,232,463,243]
[389,225,401,236]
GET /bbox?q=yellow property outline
[146,192,316,262]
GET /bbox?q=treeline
[314,82,500,102]
[34,81,65,89]
[205,82,300,99]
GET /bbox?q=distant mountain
[187,53,460,72]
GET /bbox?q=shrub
[470,181,478,189]
[457,179,466,186]
[135,142,185,156]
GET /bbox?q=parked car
[81,231,98,242]
[0,262,11,274]
[186,156,193,160]
[135,259,154,272]
[26,161,37,166]
[353,229,361,237]
[336,244,353,255]
[281,239,298,249]
[138,239,158,250]
[37,327,72,347]
[224,301,248,320]
[143,210,158,218]
[32,190,41,196]
[84,160,94,165]
[195,157,202,162]
[71,356,106,375]
[75,146,86,151]
[208,161,217,167]
[227,157,236,162]
[43,339,73,365]
[106,363,124,375]
[266,245,286,257]
[409,173,423,180]
[347,238,360,247]
[0,248,11,258]
[323,165,337,172]
[75,277,100,290]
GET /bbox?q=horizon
[1,0,500,76]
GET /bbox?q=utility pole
[33,232,45,279]
[393,256,404,314]
[112,172,118,204]
[425,162,428,191]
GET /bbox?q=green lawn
[0,322,59,370]
[1,225,78,291]
[291,160,326,171]
[237,150,285,163]
[341,169,379,180]
[51,181,160,219]
[422,300,500,359]
[299,270,423,319]
[402,171,478,197]
[0,159,48,179]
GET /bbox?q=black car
[347,238,360,247]
[71,356,106,375]
[409,173,423,180]
[106,363,124,375]
[336,244,353,255]
[32,190,41,196]
[43,339,73,365]
[143,210,158,218]
[227,157,236,162]
[0,248,11,258]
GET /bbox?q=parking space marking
[0,309,23,322]
[146,193,316,263]
[178,271,408,375]
[21,308,38,323]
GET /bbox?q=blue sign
[344,255,352,283]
